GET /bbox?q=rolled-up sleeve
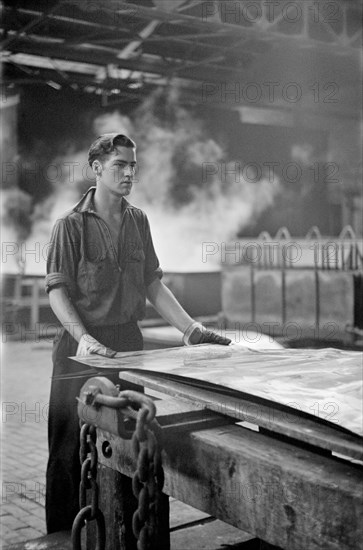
[45,218,79,295]
[142,215,163,288]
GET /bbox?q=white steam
[7,86,281,274]
[130,89,280,270]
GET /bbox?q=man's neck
[93,185,125,217]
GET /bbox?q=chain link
[130,403,165,550]
[74,381,165,550]
[71,424,106,550]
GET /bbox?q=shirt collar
[72,186,130,213]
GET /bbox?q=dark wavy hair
[88,133,136,166]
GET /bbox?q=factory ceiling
[1,0,362,108]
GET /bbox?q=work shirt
[45,187,163,326]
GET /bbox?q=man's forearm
[146,279,194,333]
[48,286,87,342]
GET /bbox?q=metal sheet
[72,345,363,437]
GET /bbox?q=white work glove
[183,322,231,346]
[76,334,117,357]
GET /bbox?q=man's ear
[92,161,102,176]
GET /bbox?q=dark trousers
[45,322,143,534]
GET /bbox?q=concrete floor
[1,341,51,544]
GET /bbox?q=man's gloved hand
[76,334,117,357]
[183,322,231,346]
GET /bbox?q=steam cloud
[3,85,281,274]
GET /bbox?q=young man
[45,133,230,533]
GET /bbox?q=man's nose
[124,166,133,177]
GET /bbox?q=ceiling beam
[3,58,359,121]
[3,1,362,54]
[1,2,62,50]
[1,8,254,58]
[109,0,362,52]
[2,35,249,82]
[117,19,160,60]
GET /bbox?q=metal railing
[232,226,363,271]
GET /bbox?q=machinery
[73,344,363,550]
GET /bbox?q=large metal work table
[74,345,363,550]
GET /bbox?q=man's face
[97,146,137,197]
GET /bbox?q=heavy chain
[71,423,106,550]
[130,401,165,550]
[75,381,165,550]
